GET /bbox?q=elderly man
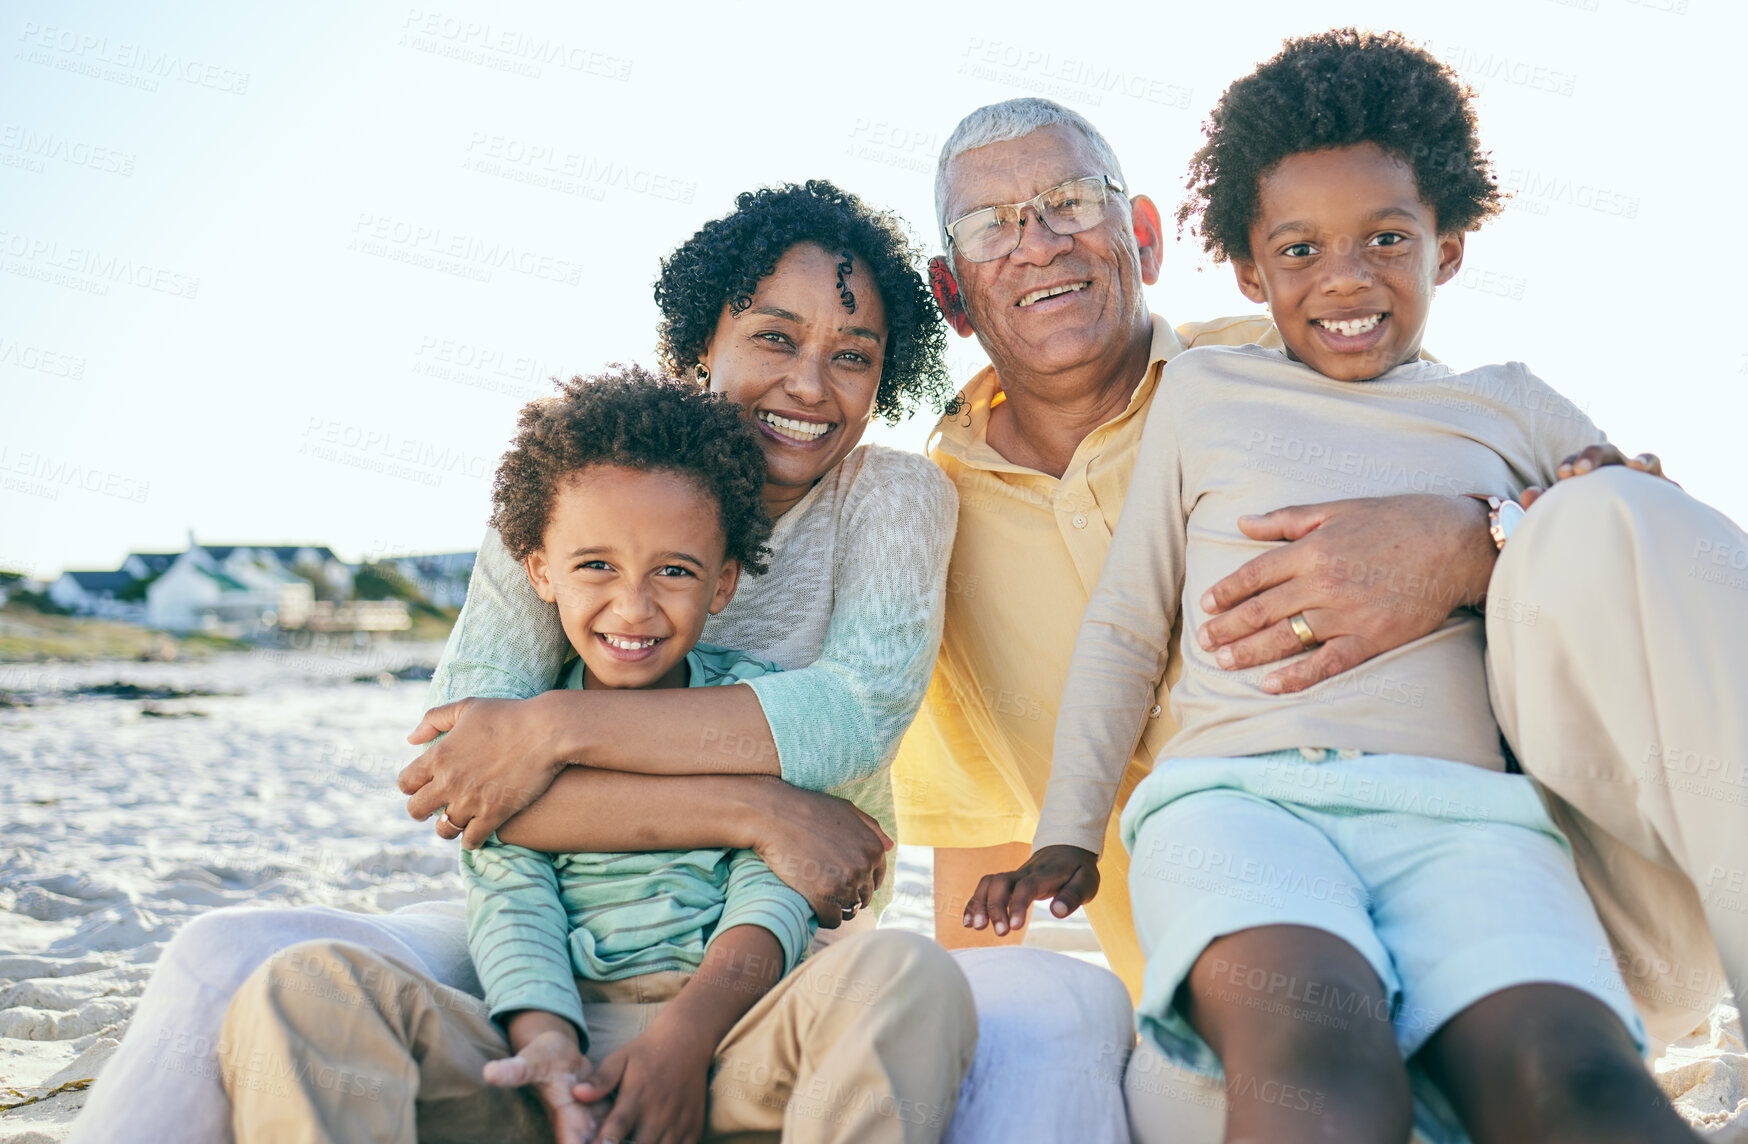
[896,96,1745,1137]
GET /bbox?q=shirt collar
[930,314,1186,471]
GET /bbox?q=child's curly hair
[490,364,772,574]
[1179,28,1503,263]
[653,179,957,424]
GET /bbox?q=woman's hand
[400,693,568,849]
[750,784,892,929]
[964,844,1101,936]
[1195,493,1498,694]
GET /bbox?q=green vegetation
[0,605,170,661]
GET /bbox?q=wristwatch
[1464,493,1525,551]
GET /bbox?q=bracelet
[1461,493,1525,552]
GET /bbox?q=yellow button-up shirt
[894,312,1284,996]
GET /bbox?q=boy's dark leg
[1416,984,1701,1144]
[1180,924,1412,1144]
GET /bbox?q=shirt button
[1071,514,1088,529]
[1148,704,1162,718]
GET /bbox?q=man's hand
[572,1024,713,1144]
[1196,494,1497,695]
[964,844,1100,936]
[750,784,892,929]
[485,1014,603,1144]
[401,693,567,849]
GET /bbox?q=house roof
[126,552,181,574]
[65,571,136,592]
[196,566,250,592]
[198,544,338,565]
[263,545,339,565]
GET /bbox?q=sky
[4,0,1744,579]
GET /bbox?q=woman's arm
[492,768,891,928]
[401,450,958,840]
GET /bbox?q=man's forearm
[495,767,779,853]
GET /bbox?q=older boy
[971,30,1699,1144]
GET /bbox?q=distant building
[144,549,316,633]
[373,550,476,609]
[43,537,459,635]
[48,570,142,619]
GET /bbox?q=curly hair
[1179,28,1502,263]
[490,364,772,575]
[653,180,957,424]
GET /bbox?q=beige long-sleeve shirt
[1034,343,1605,854]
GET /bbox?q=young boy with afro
[461,368,975,1144]
[219,367,975,1144]
[969,28,1695,1144]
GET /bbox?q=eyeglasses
[945,175,1125,263]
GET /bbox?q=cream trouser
[218,928,976,1144]
[1123,467,1748,1141]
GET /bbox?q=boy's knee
[1512,466,1681,562]
[851,932,976,1047]
[253,939,384,1001]
[1503,1036,1660,1124]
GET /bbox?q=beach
[2,647,1744,1141]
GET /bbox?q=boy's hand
[964,844,1100,936]
[572,1024,713,1144]
[483,1022,601,1144]
[1522,446,1671,508]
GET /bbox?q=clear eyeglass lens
[951,177,1112,262]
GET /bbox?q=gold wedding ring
[1289,613,1318,650]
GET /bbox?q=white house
[144,550,315,633]
[48,571,143,619]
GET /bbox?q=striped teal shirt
[461,643,818,1039]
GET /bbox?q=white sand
[2,649,1743,1141]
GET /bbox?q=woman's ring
[1289,613,1318,650]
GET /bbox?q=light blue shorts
[1119,750,1644,1084]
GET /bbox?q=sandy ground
[2,648,1743,1141]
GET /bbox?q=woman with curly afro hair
[402,177,960,884]
[85,175,986,1144]
[397,180,961,921]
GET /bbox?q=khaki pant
[1485,466,1742,1046]
[1125,467,1748,1140]
[220,929,976,1144]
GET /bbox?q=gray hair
[933,98,1128,250]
